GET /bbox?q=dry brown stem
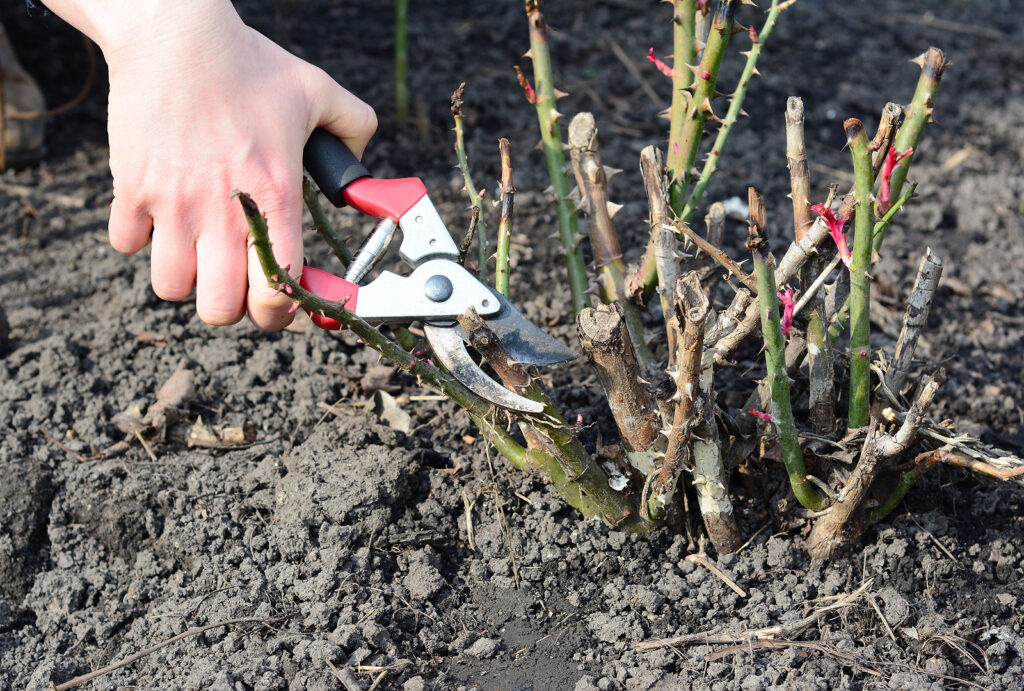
[576,303,662,453]
[885,248,942,396]
[871,101,906,177]
[807,372,941,559]
[647,273,709,521]
[785,97,813,242]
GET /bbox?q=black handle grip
[302,128,371,207]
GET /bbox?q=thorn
[523,48,533,60]
[543,185,555,197]
[603,165,623,180]
[606,201,624,218]
[550,108,564,123]
[567,185,582,202]
[533,139,544,152]
[554,88,570,100]
[731,20,747,36]
[910,52,926,68]
[751,66,761,77]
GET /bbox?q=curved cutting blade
[424,325,545,414]
[459,288,577,366]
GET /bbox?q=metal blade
[457,288,577,366]
[424,325,545,414]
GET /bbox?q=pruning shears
[299,129,575,413]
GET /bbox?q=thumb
[307,68,378,159]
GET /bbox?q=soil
[2,1,1023,689]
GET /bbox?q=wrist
[45,0,245,70]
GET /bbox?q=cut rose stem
[520,1,590,314]
[747,187,823,511]
[806,311,836,437]
[494,138,515,297]
[451,83,487,281]
[646,272,709,522]
[458,308,647,531]
[568,113,654,369]
[576,303,662,457]
[807,371,942,558]
[870,101,905,178]
[638,145,681,356]
[845,118,875,429]
[666,0,697,212]
[785,96,812,243]
[885,248,942,396]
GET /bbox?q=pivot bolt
[424,275,453,302]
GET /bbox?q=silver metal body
[341,193,574,413]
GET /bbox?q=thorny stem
[521,1,590,314]
[394,0,409,126]
[885,48,947,226]
[666,0,697,212]
[747,188,823,511]
[845,119,875,430]
[495,138,515,297]
[672,0,738,210]
[568,113,654,369]
[451,83,488,281]
[647,273,709,523]
[302,177,351,266]
[680,0,786,223]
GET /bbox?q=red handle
[298,266,359,330]
[342,177,428,221]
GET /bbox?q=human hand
[84,2,377,329]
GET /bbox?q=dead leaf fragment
[373,390,412,433]
[188,418,256,448]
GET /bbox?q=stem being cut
[458,308,645,530]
